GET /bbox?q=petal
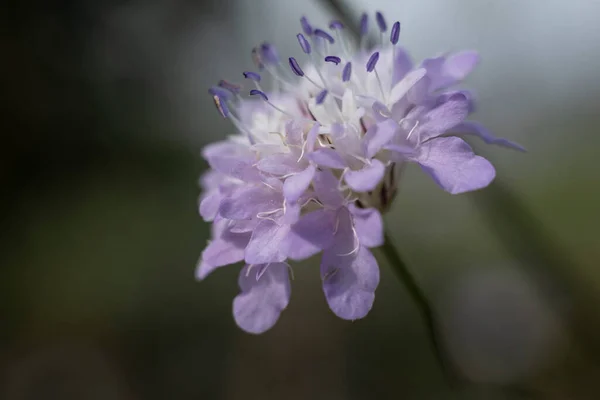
[452,121,526,152]
[256,153,300,175]
[345,159,385,192]
[208,155,262,182]
[305,123,320,153]
[348,205,384,248]
[309,149,347,169]
[245,219,291,264]
[417,92,471,143]
[313,169,345,208]
[287,209,336,260]
[196,234,249,280]
[283,164,316,202]
[233,263,291,334]
[363,119,399,159]
[284,119,304,146]
[388,68,427,106]
[321,246,379,320]
[392,47,414,87]
[444,50,480,81]
[219,185,281,220]
[417,137,496,194]
[199,191,221,221]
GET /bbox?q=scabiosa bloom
[197,12,523,334]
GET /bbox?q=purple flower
[197,11,523,333]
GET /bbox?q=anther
[366,52,380,72]
[288,57,304,77]
[314,29,334,44]
[297,33,312,54]
[324,55,341,65]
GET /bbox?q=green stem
[380,231,459,385]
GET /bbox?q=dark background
[2,0,600,398]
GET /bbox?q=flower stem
[380,231,459,386]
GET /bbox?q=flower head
[197,12,524,333]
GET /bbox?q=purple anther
[259,42,279,64]
[359,13,368,36]
[329,20,344,30]
[251,47,264,70]
[300,16,313,35]
[208,86,231,100]
[315,89,328,105]
[212,95,230,118]
[218,79,241,94]
[288,57,304,77]
[249,89,269,101]
[342,62,352,82]
[375,11,387,32]
[324,55,341,65]
[297,33,312,54]
[243,71,261,82]
[314,29,335,44]
[366,51,380,72]
[390,21,401,45]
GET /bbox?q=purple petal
[313,169,345,208]
[309,149,347,169]
[388,68,427,106]
[257,153,301,175]
[444,50,480,81]
[245,220,291,264]
[283,164,316,202]
[321,246,379,320]
[285,120,304,146]
[417,93,471,143]
[219,185,281,220]
[287,209,336,260]
[363,119,399,158]
[306,123,320,153]
[391,47,414,87]
[345,159,385,192]
[348,205,383,248]
[233,263,290,334]
[452,121,526,152]
[417,137,496,194]
[199,191,221,221]
[196,234,249,280]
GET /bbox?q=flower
[197,11,523,334]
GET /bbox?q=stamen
[300,16,313,35]
[313,29,335,44]
[329,20,344,30]
[243,71,261,81]
[251,47,264,70]
[322,268,339,281]
[375,11,387,32]
[208,86,231,100]
[406,120,420,140]
[212,95,229,118]
[315,89,328,104]
[366,51,380,72]
[257,263,271,280]
[390,21,401,45]
[218,79,241,94]
[288,57,304,76]
[249,89,269,101]
[342,62,352,82]
[324,55,341,65]
[359,13,368,36]
[259,42,279,64]
[297,33,312,54]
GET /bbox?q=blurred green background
[2,0,600,398]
